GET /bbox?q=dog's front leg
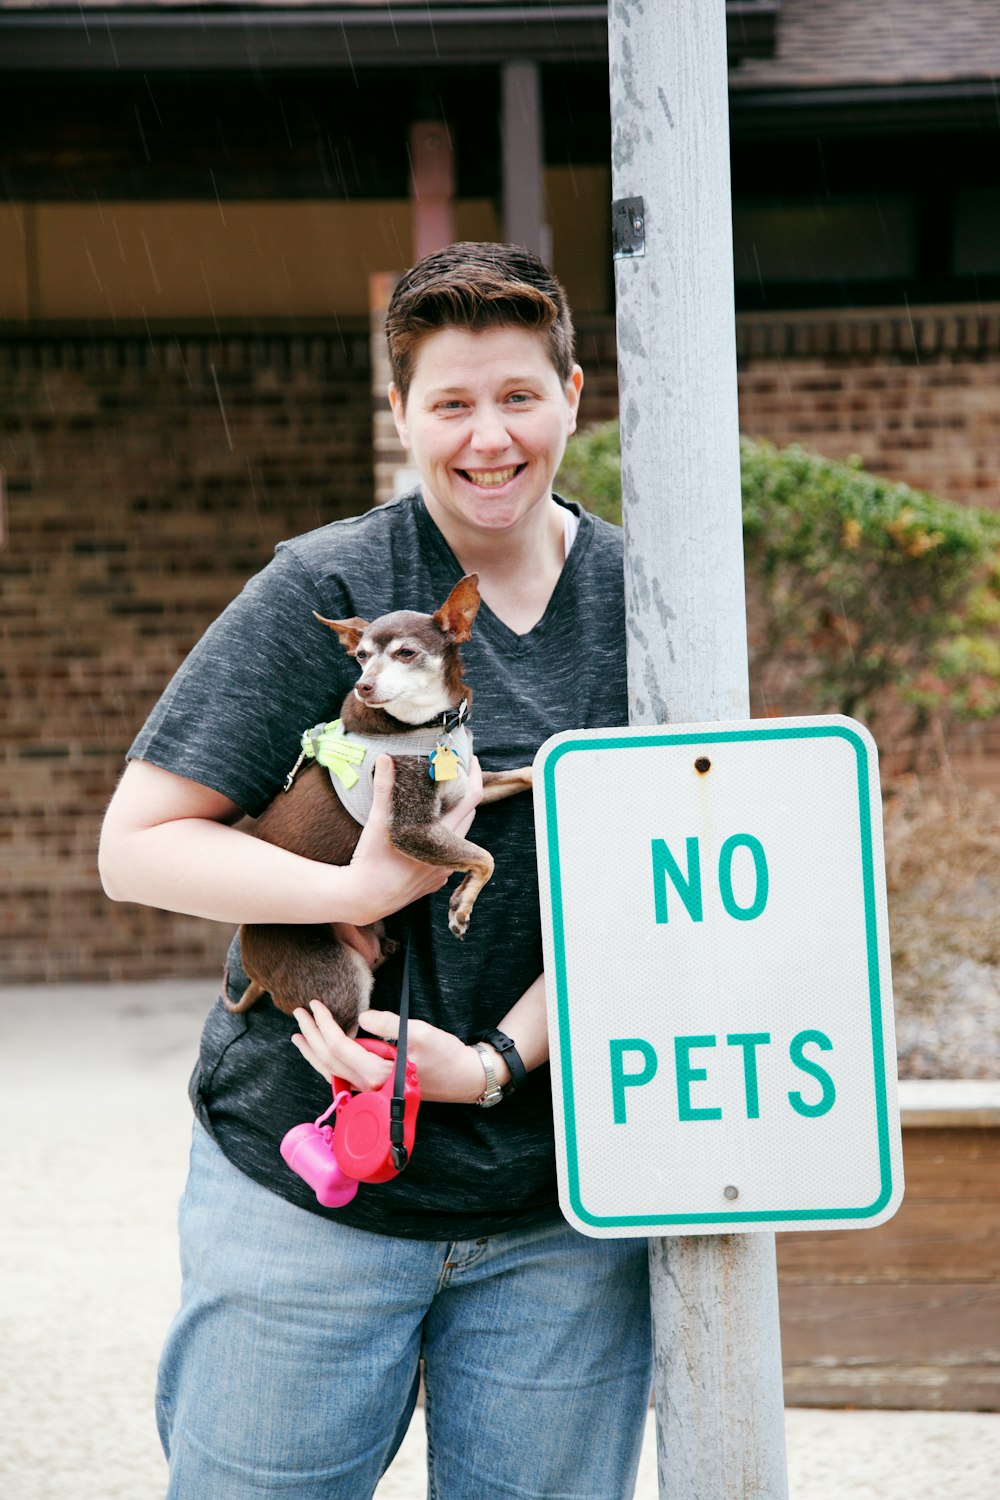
[392,819,495,938]
[389,759,494,938]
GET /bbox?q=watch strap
[475,1028,527,1094]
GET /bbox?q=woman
[100,242,653,1499]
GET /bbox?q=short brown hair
[385,242,575,405]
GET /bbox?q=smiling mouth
[458,465,525,488]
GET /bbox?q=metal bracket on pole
[612,196,646,259]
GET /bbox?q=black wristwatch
[475,1028,527,1094]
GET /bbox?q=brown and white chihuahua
[225,574,531,1030]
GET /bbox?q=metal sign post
[607,3,789,1494]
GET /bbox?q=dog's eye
[355,648,370,663]
[395,648,417,661]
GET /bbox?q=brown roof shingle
[730,0,1000,90]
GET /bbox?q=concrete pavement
[2,980,997,1500]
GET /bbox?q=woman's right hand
[344,754,483,923]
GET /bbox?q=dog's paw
[448,906,470,940]
[377,935,400,965]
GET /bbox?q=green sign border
[541,723,895,1228]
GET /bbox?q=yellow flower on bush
[886,506,944,557]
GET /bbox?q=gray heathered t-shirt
[129,491,627,1239]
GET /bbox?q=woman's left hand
[291,1002,489,1104]
[360,1008,493,1102]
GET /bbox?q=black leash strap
[389,936,411,1172]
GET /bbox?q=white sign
[533,716,904,1238]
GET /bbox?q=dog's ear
[433,574,481,644]
[313,612,370,655]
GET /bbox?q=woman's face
[389,324,583,543]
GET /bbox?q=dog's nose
[356,680,376,698]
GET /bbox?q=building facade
[2,0,999,979]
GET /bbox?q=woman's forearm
[475,972,550,1090]
[101,813,380,926]
[98,755,466,928]
[496,972,550,1072]
[333,971,552,1101]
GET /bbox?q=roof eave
[0,2,779,72]
[0,8,611,69]
[731,79,1000,136]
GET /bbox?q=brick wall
[2,322,373,983]
[736,305,1000,511]
[3,305,998,982]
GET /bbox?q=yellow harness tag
[429,744,459,783]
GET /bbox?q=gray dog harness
[284,705,473,826]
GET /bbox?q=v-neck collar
[412,491,594,654]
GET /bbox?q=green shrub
[556,420,624,526]
[557,422,1000,734]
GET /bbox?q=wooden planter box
[777,1081,1000,1410]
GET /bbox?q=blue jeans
[157,1124,653,1499]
